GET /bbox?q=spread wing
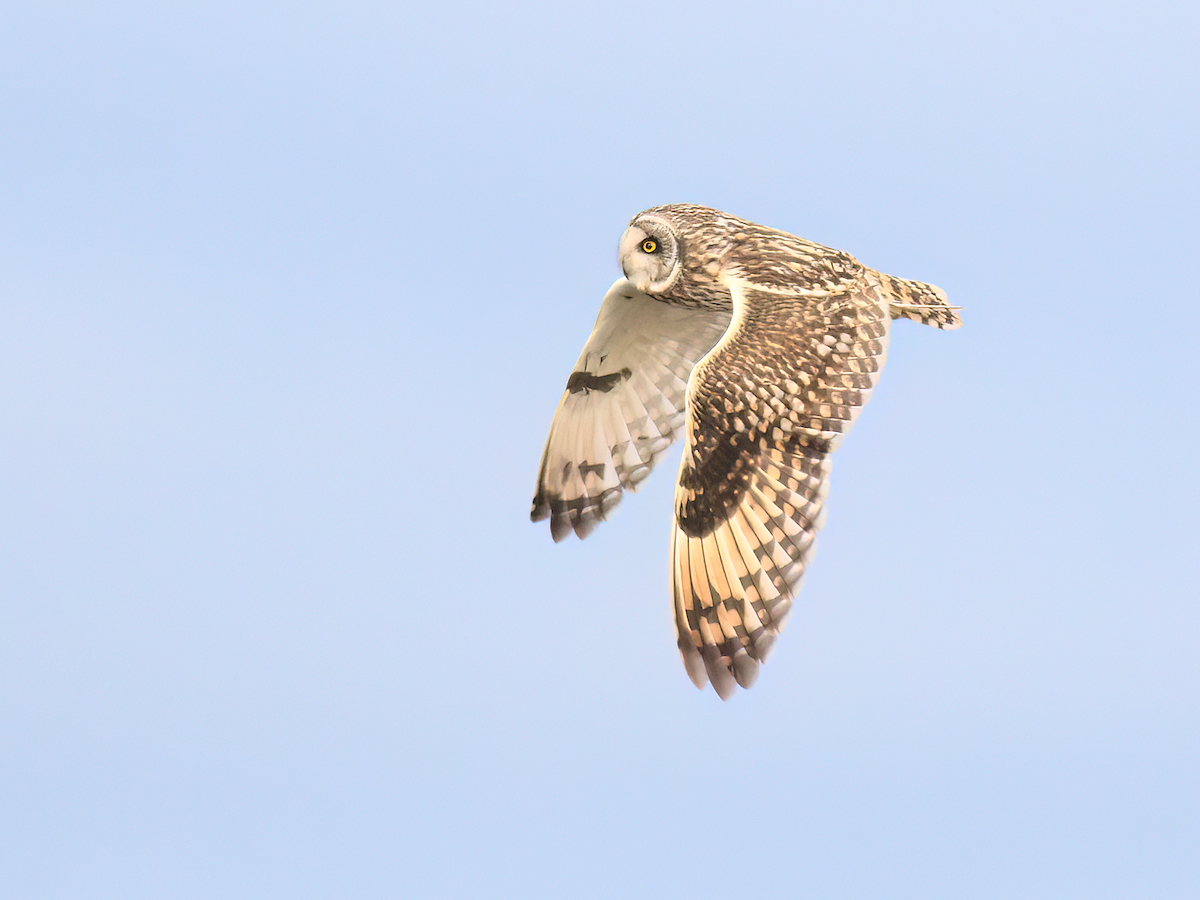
[532,278,731,541]
[670,273,892,698]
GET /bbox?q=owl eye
[641,239,658,253]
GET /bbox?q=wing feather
[532,279,730,540]
[671,273,892,696]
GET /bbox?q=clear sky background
[3,1,1197,897]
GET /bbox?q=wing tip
[531,487,626,541]
[731,648,759,689]
[701,647,738,701]
[679,638,709,691]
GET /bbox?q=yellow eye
[641,239,658,253]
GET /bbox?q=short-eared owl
[532,205,960,699]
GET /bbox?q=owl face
[618,214,681,294]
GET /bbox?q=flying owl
[532,204,960,699]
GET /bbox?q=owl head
[617,205,739,308]
[618,212,683,294]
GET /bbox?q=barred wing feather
[532,279,731,541]
[671,275,892,697]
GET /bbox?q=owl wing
[670,273,892,698]
[532,278,731,541]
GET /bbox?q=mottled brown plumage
[533,205,961,698]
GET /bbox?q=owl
[532,205,960,699]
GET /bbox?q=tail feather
[878,273,962,330]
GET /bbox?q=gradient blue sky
[3,2,1197,897]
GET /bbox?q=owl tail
[879,273,963,330]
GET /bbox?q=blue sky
[3,1,1197,897]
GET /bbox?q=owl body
[532,205,960,698]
